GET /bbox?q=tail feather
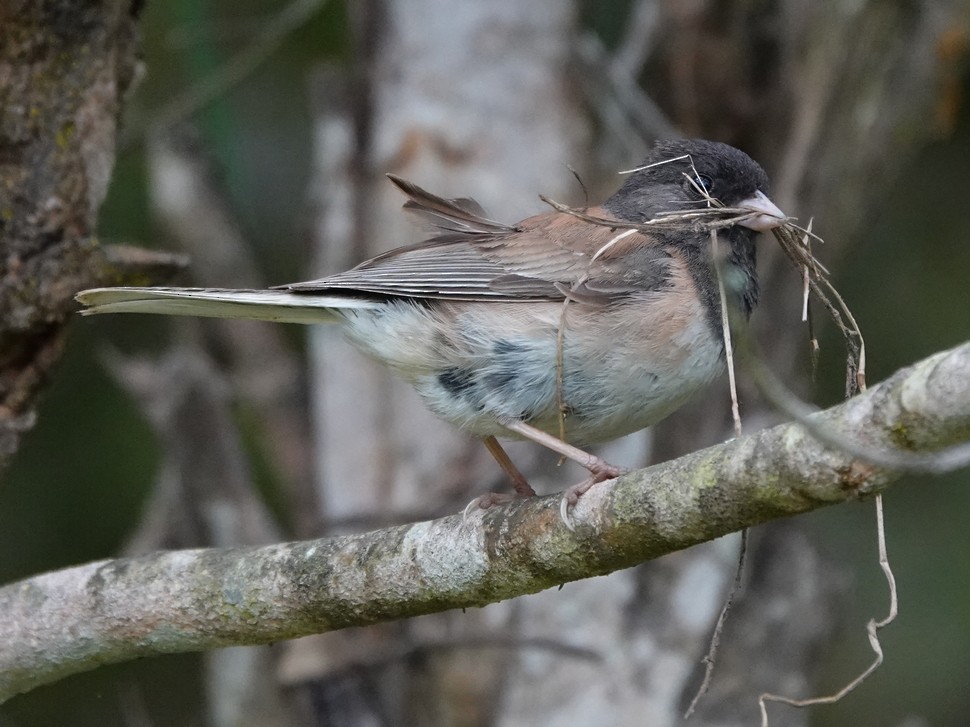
[75,287,381,324]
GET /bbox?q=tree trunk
[0,0,183,473]
[298,1,593,722]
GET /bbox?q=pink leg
[463,436,538,518]
[504,420,628,529]
[483,435,537,498]
[503,420,626,481]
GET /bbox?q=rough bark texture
[1,340,968,704]
[0,0,183,471]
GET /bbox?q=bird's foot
[559,461,629,531]
[462,489,535,521]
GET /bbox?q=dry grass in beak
[770,221,866,396]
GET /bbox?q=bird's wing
[282,203,673,303]
[483,208,674,302]
[386,174,516,235]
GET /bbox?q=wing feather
[386,174,515,235]
[279,178,674,302]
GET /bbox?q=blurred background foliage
[2,0,970,724]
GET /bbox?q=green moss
[888,421,915,450]
[55,122,75,149]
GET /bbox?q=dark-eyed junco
[77,139,784,522]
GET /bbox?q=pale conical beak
[737,190,785,232]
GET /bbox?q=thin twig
[565,164,590,209]
[801,220,821,378]
[759,403,896,725]
[711,231,743,439]
[556,297,571,446]
[800,220,813,323]
[747,226,899,726]
[873,494,899,627]
[539,195,776,234]
[683,224,749,718]
[575,32,679,142]
[759,596,888,725]
[129,0,327,141]
[684,529,749,719]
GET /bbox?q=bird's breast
[336,261,725,444]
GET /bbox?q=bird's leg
[464,436,537,517]
[483,435,537,497]
[503,420,628,529]
[502,420,627,481]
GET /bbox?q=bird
[77,138,785,525]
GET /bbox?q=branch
[2,341,969,702]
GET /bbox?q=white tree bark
[302,2,598,721]
[309,0,586,520]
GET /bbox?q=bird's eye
[689,174,715,195]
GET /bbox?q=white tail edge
[75,287,381,325]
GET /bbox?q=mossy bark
[0,0,182,470]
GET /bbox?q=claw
[560,491,578,531]
[558,465,629,530]
[461,491,530,522]
[462,497,483,522]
